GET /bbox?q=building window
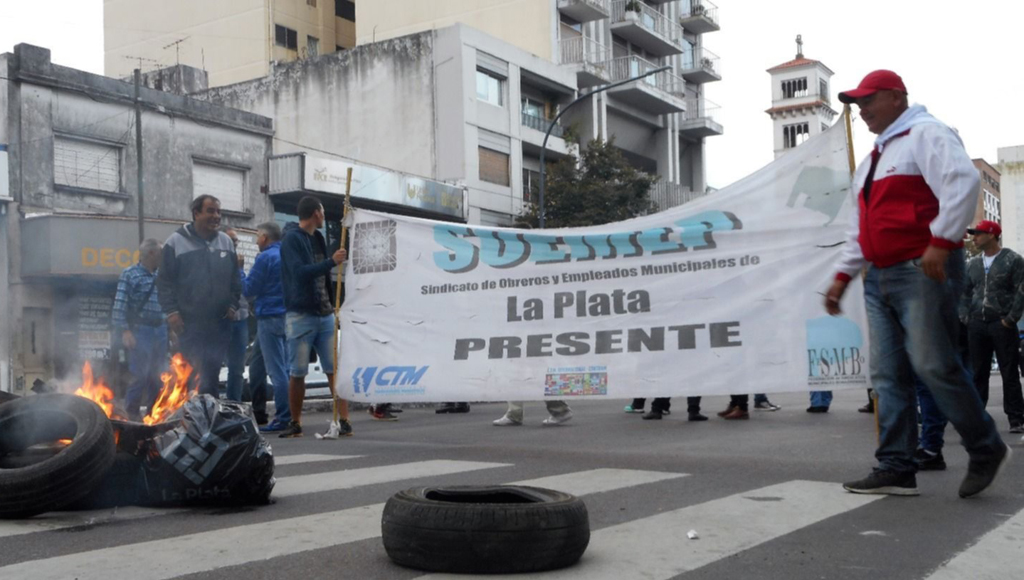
[307,36,319,57]
[479,148,510,186]
[53,136,121,193]
[193,161,246,212]
[783,122,810,149]
[307,0,317,6]
[336,0,355,21]
[819,79,829,102]
[523,168,540,203]
[781,77,808,99]
[476,69,504,107]
[275,25,298,50]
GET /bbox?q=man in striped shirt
[113,238,168,421]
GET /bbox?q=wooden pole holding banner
[328,167,354,425]
[844,104,880,440]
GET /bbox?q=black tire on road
[0,394,116,519]
[381,485,590,574]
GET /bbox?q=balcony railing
[557,0,612,21]
[771,91,831,106]
[604,55,685,97]
[684,97,720,123]
[679,0,720,31]
[648,181,704,210]
[679,46,721,81]
[611,1,682,43]
[559,36,612,66]
[522,111,563,138]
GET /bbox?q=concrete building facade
[998,146,1024,253]
[104,0,357,88]
[355,0,724,208]
[765,37,837,159]
[0,44,274,395]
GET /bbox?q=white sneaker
[542,410,573,426]
[492,415,522,426]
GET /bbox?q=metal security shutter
[53,137,120,193]
[193,161,245,212]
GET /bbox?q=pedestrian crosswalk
[0,450,1021,580]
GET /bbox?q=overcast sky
[2,0,1021,188]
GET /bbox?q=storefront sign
[301,155,466,220]
[78,295,113,360]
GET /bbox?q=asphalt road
[2,386,1023,580]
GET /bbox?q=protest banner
[337,121,868,402]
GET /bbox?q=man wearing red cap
[962,220,1024,433]
[824,70,1009,498]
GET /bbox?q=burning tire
[0,394,116,519]
[381,485,590,574]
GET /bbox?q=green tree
[519,138,657,228]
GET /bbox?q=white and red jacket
[834,105,980,282]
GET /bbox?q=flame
[144,354,196,425]
[57,439,73,445]
[74,362,116,418]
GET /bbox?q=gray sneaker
[492,414,523,426]
[337,419,353,437]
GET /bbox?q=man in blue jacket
[158,195,241,396]
[244,221,291,432]
[279,196,349,438]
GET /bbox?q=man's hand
[824,278,849,316]
[1002,318,1015,329]
[332,248,347,265]
[920,245,951,283]
[225,306,238,320]
[167,312,185,335]
[122,330,136,350]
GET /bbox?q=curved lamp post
[538,65,671,228]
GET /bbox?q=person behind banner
[158,195,241,396]
[493,400,572,426]
[113,238,168,421]
[824,69,1008,498]
[278,196,349,438]
[244,221,292,432]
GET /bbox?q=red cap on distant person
[838,70,907,104]
[967,220,1001,236]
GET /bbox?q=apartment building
[357,0,724,208]
[972,158,1001,225]
[104,0,357,88]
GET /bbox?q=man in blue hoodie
[244,221,291,432]
[158,195,241,396]
[278,196,349,438]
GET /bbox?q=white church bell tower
[766,36,838,159]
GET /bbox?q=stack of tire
[0,394,116,518]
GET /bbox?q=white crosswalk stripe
[0,467,687,580]
[0,458,507,540]
[272,453,362,465]
[415,480,883,580]
[923,508,1024,580]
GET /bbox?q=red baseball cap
[967,220,1001,236]
[838,70,908,104]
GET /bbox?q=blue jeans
[286,312,335,377]
[258,315,291,423]
[225,318,249,401]
[810,391,833,408]
[125,325,169,419]
[863,250,1002,474]
[179,319,231,397]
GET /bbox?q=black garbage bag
[134,394,275,507]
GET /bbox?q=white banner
[338,122,869,403]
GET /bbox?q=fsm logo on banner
[351,365,430,397]
[805,317,867,387]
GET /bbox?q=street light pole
[538,65,670,228]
